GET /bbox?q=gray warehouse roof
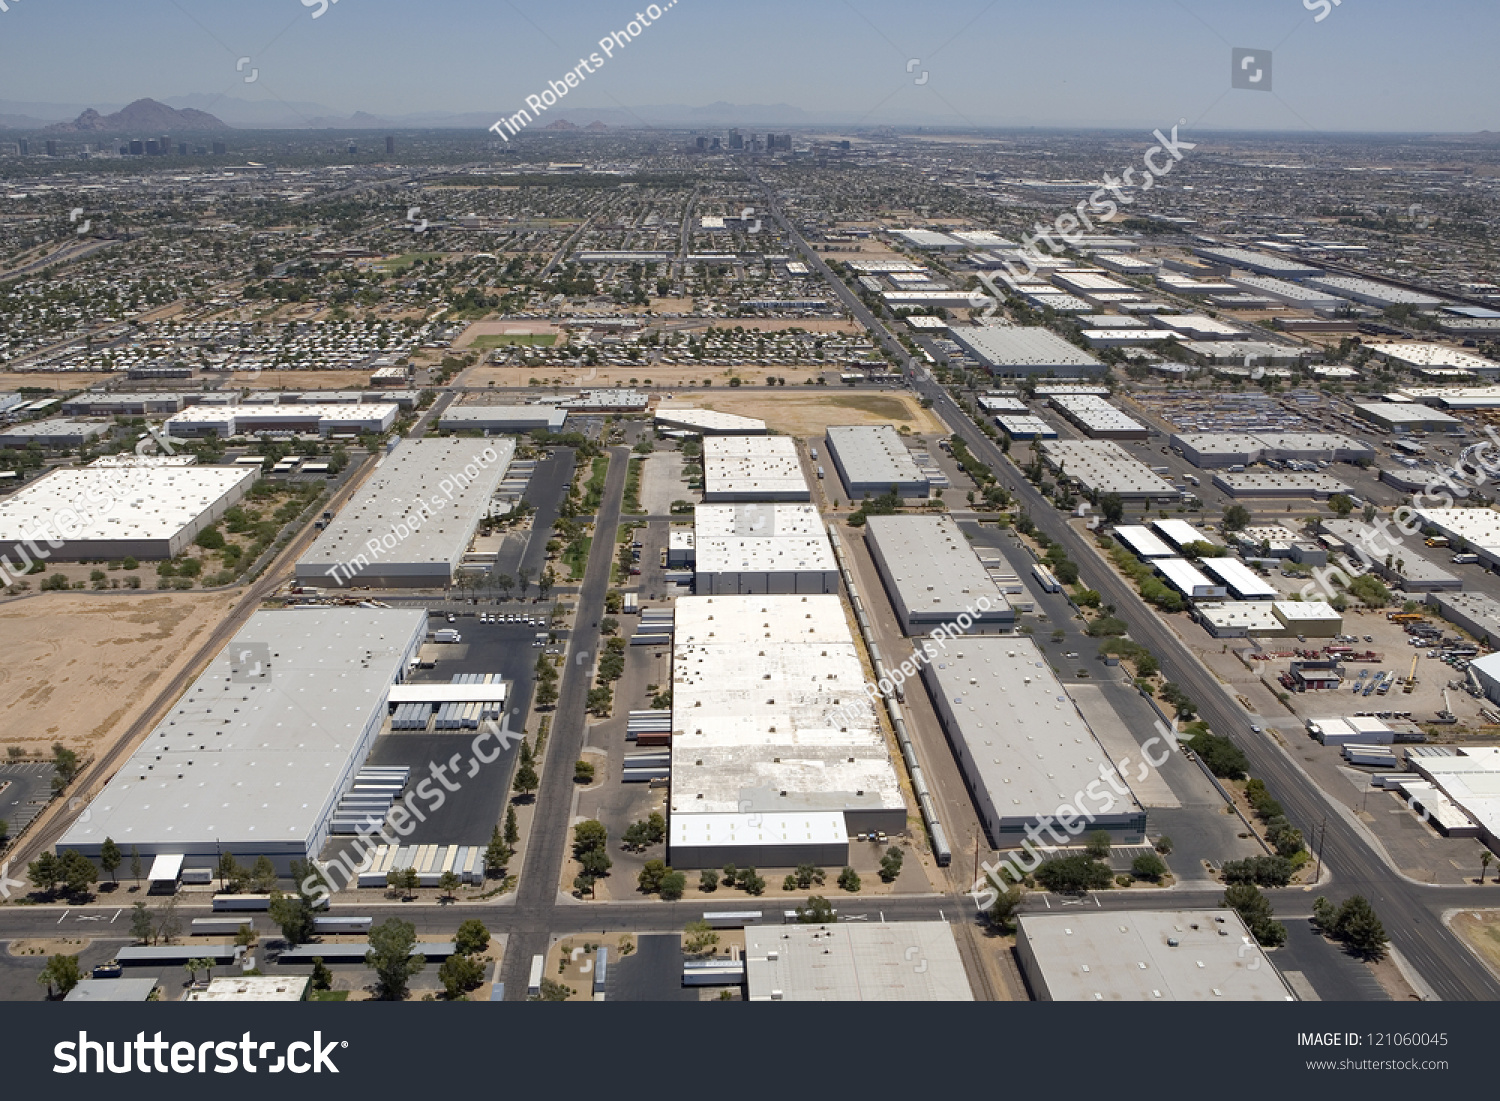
[745,921,973,1001]
[59,608,427,858]
[1042,439,1178,498]
[297,437,514,582]
[949,325,1104,371]
[864,514,1012,627]
[1017,909,1295,1001]
[826,425,930,494]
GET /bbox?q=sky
[0,0,1495,132]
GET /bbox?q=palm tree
[1481,850,1493,885]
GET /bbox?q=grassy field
[379,252,446,272]
[470,333,557,348]
[563,535,592,580]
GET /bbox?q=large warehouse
[1041,440,1178,502]
[668,594,906,869]
[165,403,399,438]
[920,636,1146,848]
[1351,402,1464,435]
[1170,432,1375,469]
[701,435,809,502]
[864,514,1014,634]
[59,607,428,873]
[654,406,767,435]
[825,425,930,499]
[948,324,1106,377]
[744,922,973,1001]
[297,437,514,588]
[692,503,838,595]
[0,458,255,561]
[1016,910,1295,1001]
[1049,394,1149,440]
[437,405,567,433]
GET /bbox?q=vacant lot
[0,593,237,761]
[681,390,946,438]
[0,373,115,392]
[455,321,561,347]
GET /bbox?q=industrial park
[3,9,1500,1055]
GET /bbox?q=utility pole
[1314,815,1328,880]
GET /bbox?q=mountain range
[45,98,230,133]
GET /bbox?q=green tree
[439,953,486,999]
[638,859,668,893]
[366,918,425,1001]
[1223,883,1287,947]
[455,919,491,956]
[216,852,245,892]
[738,867,766,896]
[796,895,837,923]
[504,805,520,847]
[250,855,278,893]
[659,869,687,900]
[684,920,719,955]
[537,978,573,1001]
[985,882,1025,933]
[1329,895,1389,960]
[574,759,596,783]
[1131,852,1168,881]
[130,846,142,888]
[1328,493,1354,518]
[1481,850,1493,885]
[699,869,719,892]
[51,743,80,785]
[878,845,904,883]
[36,954,82,999]
[28,851,59,895]
[438,869,461,900]
[130,901,153,945]
[837,866,861,892]
[1100,493,1125,524]
[387,866,420,901]
[1222,504,1252,532]
[1084,830,1112,860]
[1035,855,1113,894]
[484,825,511,876]
[512,740,540,798]
[99,837,122,884]
[310,957,333,992]
[59,850,97,897]
[268,891,317,947]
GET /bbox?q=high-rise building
[159,135,171,155]
[728,128,743,150]
[45,139,58,157]
[348,142,358,155]
[385,135,395,156]
[710,137,721,151]
[178,142,188,156]
[144,140,160,156]
[129,139,144,156]
[17,139,28,155]
[212,140,226,155]
[695,136,707,151]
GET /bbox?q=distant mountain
[47,98,230,133]
[0,114,54,131]
[165,93,340,128]
[543,119,579,131]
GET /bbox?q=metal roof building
[0,418,105,449]
[919,636,1146,847]
[825,425,930,499]
[0,461,255,561]
[669,594,907,862]
[1112,525,1176,560]
[1351,402,1464,434]
[1301,277,1446,310]
[744,922,973,1001]
[1211,470,1350,499]
[1050,394,1149,439]
[948,325,1105,377]
[297,437,514,588]
[693,503,838,595]
[1193,247,1322,279]
[1413,509,1500,574]
[702,435,809,501]
[1427,589,1500,645]
[164,403,398,438]
[654,406,768,435]
[1152,519,1222,552]
[58,607,427,873]
[1198,557,1278,600]
[864,514,1014,635]
[1016,910,1295,1001]
[1154,558,1227,600]
[438,405,568,433]
[1171,432,1374,469]
[1041,440,1178,501]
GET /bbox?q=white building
[1041,440,1179,501]
[59,608,427,873]
[949,325,1106,377]
[297,437,514,588]
[864,514,1014,634]
[744,921,973,1001]
[668,595,907,868]
[655,406,768,435]
[164,403,398,438]
[438,405,567,433]
[0,461,255,561]
[693,503,838,595]
[826,425,929,499]
[702,435,809,502]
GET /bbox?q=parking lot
[0,763,56,840]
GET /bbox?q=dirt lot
[0,592,237,761]
[680,390,947,438]
[0,373,116,391]
[662,318,861,334]
[1449,910,1500,979]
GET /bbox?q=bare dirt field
[682,390,946,437]
[1450,910,1500,980]
[666,318,860,334]
[240,370,377,390]
[0,592,238,761]
[0,373,116,391]
[468,365,832,389]
[455,321,560,347]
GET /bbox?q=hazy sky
[0,0,1495,131]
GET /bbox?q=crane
[1403,653,1419,693]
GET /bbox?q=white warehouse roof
[702,435,809,501]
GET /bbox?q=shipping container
[527,954,545,997]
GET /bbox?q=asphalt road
[496,445,630,998]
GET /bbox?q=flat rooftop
[1051,394,1147,434]
[1415,508,1500,550]
[1212,471,1349,498]
[921,636,1143,826]
[694,503,837,575]
[59,608,427,855]
[438,405,567,430]
[1017,909,1295,1001]
[655,406,768,434]
[949,325,1104,370]
[826,425,929,491]
[744,921,972,1001]
[0,465,254,544]
[298,437,514,579]
[864,514,1012,623]
[702,435,808,500]
[1113,525,1176,559]
[1042,439,1178,497]
[1198,557,1278,599]
[670,595,905,820]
